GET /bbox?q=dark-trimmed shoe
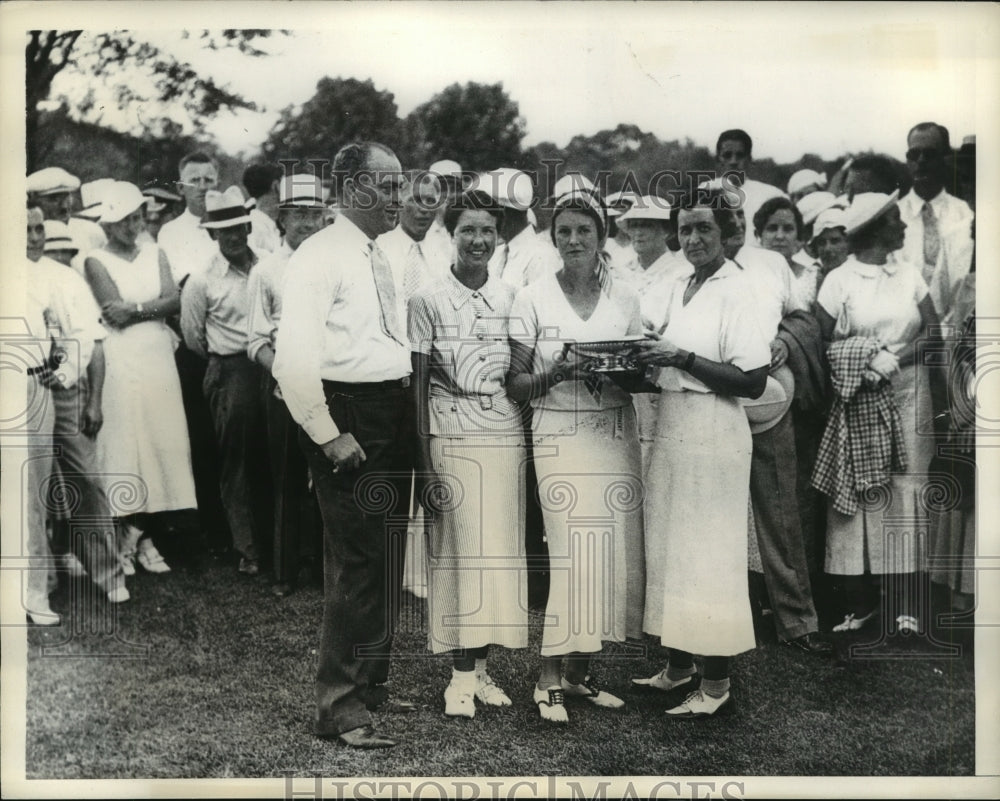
[533,686,569,724]
[784,632,834,655]
[631,669,699,694]
[560,676,624,708]
[335,725,397,749]
[665,689,731,719]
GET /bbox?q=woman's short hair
[847,216,888,253]
[549,189,608,244]
[668,189,740,242]
[442,189,505,237]
[752,196,804,240]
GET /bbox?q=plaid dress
[811,336,907,515]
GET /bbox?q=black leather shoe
[785,632,834,655]
[367,697,418,714]
[336,725,397,749]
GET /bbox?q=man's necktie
[922,201,941,271]
[368,241,405,345]
[404,241,424,301]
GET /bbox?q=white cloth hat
[42,220,78,253]
[844,190,900,236]
[278,174,325,207]
[200,186,253,228]
[787,169,827,196]
[605,191,640,218]
[471,168,534,211]
[552,173,595,201]
[809,208,849,244]
[796,191,843,225]
[78,178,116,219]
[618,195,672,223]
[429,159,463,177]
[745,364,794,434]
[99,181,148,224]
[27,166,80,196]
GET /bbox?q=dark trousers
[750,408,819,641]
[203,354,272,563]
[175,342,230,550]
[263,374,320,584]
[302,380,412,736]
[50,382,123,592]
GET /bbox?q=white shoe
[832,610,875,632]
[475,673,512,707]
[60,552,87,577]
[896,615,920,633]
[444,681,475,718]
[120,553,137,577]
[561,676,624,709]
[631,668,696,693]
[107,586,130,604]
[665,689,731,719]
[137,542,171,574]
[533,686,569,724]
[27,607,61,626]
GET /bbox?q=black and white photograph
[1,2,998,798]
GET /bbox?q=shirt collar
[445,268,500,311]
[844,254,898,278]
[902,186,949,214]
[674,257,741,283]
[336,213,376,252]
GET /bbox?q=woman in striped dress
[410,189,528,718]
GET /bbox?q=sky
[33,2,994,165]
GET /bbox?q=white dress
[93,244,197,514]
[643,260,770,656]
[816,255,933,574]
[511,273,645,655]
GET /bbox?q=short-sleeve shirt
[509,271,641,413]
[408,270,521,438]
[817,255,929,351]
[656,259,770,394]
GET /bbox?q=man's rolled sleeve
[180,273,210,359]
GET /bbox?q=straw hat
[200,186,253,228]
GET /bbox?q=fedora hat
[200,186,253,229]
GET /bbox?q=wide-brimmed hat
[27,166,80,196]
[200,186,253,229]
[278,174,325,208]
[78,178,116,220]
[809,208,849,245]
[797,191,844,226]
[787,169,827,196]
[99,181,148,224]
[744,364,794,434]
[844,190,900,237]
[470,167,534,211]
[42,220,79,253]
[618,195,672,224]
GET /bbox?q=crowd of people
[21,122,976,747]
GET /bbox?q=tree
[406,82,526,172]
[26,29,281,172]
[260,77,404,167]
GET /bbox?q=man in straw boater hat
[247,173,328,597]
[180,186,272,578]
[274,141,415,749]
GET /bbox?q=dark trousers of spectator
[301,379,412,737]
[750,407,819,642]
[263,373,320,586]
[203,354,272,565]
[50,381,125,594]
[175,341,231,551]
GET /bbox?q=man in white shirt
[722,197,831,656]
[425,159,465,268]
[247,174,328,596]
[181,186,271,577]
[898,122,974,318]
[481,167,559,288]
[274,142,413,749]
[242,163,282,256]
[715,129,785,240]
[159,151,231,555]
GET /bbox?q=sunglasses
[906,147,944,162]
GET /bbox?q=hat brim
[201,215,253,229]
[844,190,900,237]
[745,364,794,434]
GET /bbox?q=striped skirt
[425,435,529,653]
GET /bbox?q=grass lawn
[24,551,975,779]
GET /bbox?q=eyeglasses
[906,147,944,162]
[177,177,218,188]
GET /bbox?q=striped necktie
[921,201,940,272]
[368,241,405,345]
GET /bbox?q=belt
[322,377,410,395]
[208,352,249,359]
